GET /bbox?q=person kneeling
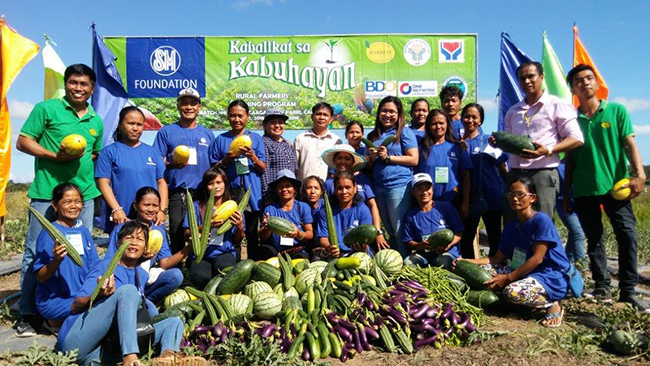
[458,177,571,328]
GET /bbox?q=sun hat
[321,144,366,172]
[269,169,302,191]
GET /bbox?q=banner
[105,34,477,129]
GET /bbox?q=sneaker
[15,318,37,338]
[585,288,612,302]
[618,296,650,313]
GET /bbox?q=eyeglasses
[505,192,534,199]
[379,109,398,116]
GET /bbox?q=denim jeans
[62,285,183,365]
[574,194,639,297]
[555,202,586,263]
[145,268,184,305]
[20,198,94,316]
[374,185,412,257]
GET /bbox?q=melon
[253,292,282,319]
[374,249,403,276]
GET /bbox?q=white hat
[177,88,201,102]
[412,173,433,190]
[321,144,366,172]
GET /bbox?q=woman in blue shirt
[34,183,100,333]
[458,177,571,328]
[60,221,204,366]
[365,96,418,257]
[317,171,373,257]
[209,100,267,260]
[184,166,244,289]
[300,175,325,258]
[259,170,313,259]
[402,174,464,271]
[458,103,508,258]
[345,121,366,156]
[96,106,168,234]
[322,145,388,250]
[408,98,429,145]
[417,109,472,219]
[106,187,183,305]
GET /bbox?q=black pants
[460,209,502,259]
[187,253,237,290]
[574,194,639,297]
[168,189,193,255]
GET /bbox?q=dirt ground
[0,272,20,301]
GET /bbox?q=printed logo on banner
[126,38,206,98]
[397,81,438,97]
[439,40,464,63]
[442,76,468,100]
[365,81,398,98]
[403,39,431,66]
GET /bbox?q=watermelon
[427,229,454,250]
[374,249,403,276]
[492,131,535,156]
[228,294,253,316]
[343,224,379,247]
[283,287,299,300]
[251,262,281,288]
[295,268,321,295]
[308,261,328,274]
[350,252,373,274]
[253,292,282,319]
[163,289,190,309]
[216,259,255,295]
[244,281,273,299]
[283,296,303,311]
[266,216,296,236]
[609,330,639,355]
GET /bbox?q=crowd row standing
[12,61,647,365]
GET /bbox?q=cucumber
[492,131,535,156]
[343,224,379,248]
[454,260,492,290]
[336,257,361,270]
[467,290,499,308]
[427,229,454,250]
[380,135,396,147]
[251,262,282,288]
[203,275,223,295]
[216,259,255,295]
[266,216,296,236]
[322,191,339,251]
[361,137,376,149]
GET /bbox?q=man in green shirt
[564,64,647,312]
[15,64,104,336]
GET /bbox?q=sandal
[542,308,564,328]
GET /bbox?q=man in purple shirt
[495,62,584,222]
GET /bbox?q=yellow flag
[0,20,39,216]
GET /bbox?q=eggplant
[414,334,438,348]
[411,290,429,301]
[450,312,461,326]
[220,330,228,343]
[302,348,310,361]
[365,326,380,340]
[441,303,454,319]
[261,324,276,338]
[326,312,340,324]
[335,325,353,342]
[357,292,367,305]
[213,323,224,337]
[412,304,431,319]
[340,319,357,332]
[357,324,369,350]
[389,288,408,297]
[426,307,440,318]
[353,330,363,353]
[386,308,408,324]
[340,347,349,362]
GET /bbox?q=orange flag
[0,20,39,216]
[573,24,609,106]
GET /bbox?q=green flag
[42,36,65,100]
[541,32,571,102]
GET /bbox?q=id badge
[235,157,250,175]
[187,147,198,166]
[509,247,527,270]
[66,233,84,256]
[434,167,449,184]
[280,236,294,247]
[208,228,224,246]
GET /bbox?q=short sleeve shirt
[401,201,464,258]
[261,135,298,204]
[106,222,171,267]
[417,141,473,201]
[571,101,635,198]
[262,201,313,251]
[20,98,104,200]
[316,201,372,253]
[325,173,375,203]
[294,129,342,182]
[465,133,508,210]
[368,127,418,189]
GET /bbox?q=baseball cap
[412,173,433,190]
[177,88,201,102]
[263,109,289,124]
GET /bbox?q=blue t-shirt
[401,201,464,258]
[465,133,508,211]
[367,127,418,189]
[418,141,473,202]
[325,173,375,203]
[316,201,372,253]
[106,222,171,268]
[451,119,484,140]
[408,124,426,145]
[58,260,149,347]
[95,141,165,232]
[263,201,313,251]
[153,122,215,190]
[498,212,570,301]
[33,222,99,318]
[209,130,267,211]
[183,201,239,259]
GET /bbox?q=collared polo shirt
[294,129,342,182]
[504,91,583,169]
[20,98,104,200]
[571,100,635,198]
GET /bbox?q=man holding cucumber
[564,64,647,312]
[495,62,584,221]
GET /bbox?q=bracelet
[111,207,123,214]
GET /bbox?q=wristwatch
[163,208,169,215]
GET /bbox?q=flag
[498,32,532,131]
[0,20,39,216]
[573,24,608,105]
[42,36,66,100]
[91,24,128,146]
[541,32,571,102]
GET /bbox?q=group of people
[12,60,646,365]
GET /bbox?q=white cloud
[8,99,34,120]
[612,97,650,112]
[477,96,498,113]
[232,0,284,10]
[633,125,650,135]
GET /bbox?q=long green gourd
[215,188,250,236]
[196,185,216,263]
[322,191,339,251]
[25,204,83,267]
[89,240,130,309]
[186,188,201,260]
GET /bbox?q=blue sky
[3,0,650,182]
